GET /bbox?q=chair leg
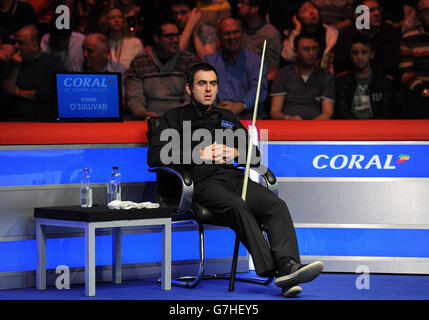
[229,235,274,291]
[228,236,240,291]
[170,221,206,288]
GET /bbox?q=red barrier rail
[1,120,428,145]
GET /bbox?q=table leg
[36,221,46,290]
[85,224,96,297]
[161,221,171,290]
[112,227,122,284]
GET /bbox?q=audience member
[28,0,57,36]
[115,0,142,36]
[397,0,429,118]
[125,19,199,120]
[267,0,302,35]
[81,33,126,72]
[97,6,143,69]
[236,0,282,81]
[281,1,338,72]
[334,0,401,80]
[270,34,335,120]
[40,21,85,71]
[0,0,37,33]
[203,17,267,119]
[171,0,217,61]
[67,0,109,35]
[335,34,394,119]
[197,0,231,27]
[310,0,354,29]
[1,25,64,121]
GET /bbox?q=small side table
[34,205,174,297]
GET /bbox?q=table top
[34,205,177,222]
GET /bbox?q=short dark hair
[186,63,219,90]
[154,18,178,37]
[248,0,268,18]
[348,33,375,52]
[293,33,319,50]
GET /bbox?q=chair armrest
[250,165,279,197]
[149,165,194,213]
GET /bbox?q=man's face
[295,38,319,67]
[350,42,374,70]
[82,36,106,70]
[187,70,218,106]
[155,24,180,59]
[219,19,243,55]
[364,0,382,28]
[171,4,191,30]
[14,29,38,60]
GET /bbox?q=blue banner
[265,144,429,178]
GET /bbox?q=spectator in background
[81,33,126,73]
[310,0,355,30]
[203,17,267,119]
[40,20,85,71]
[270,34,335,120]
[397,0,429,118]
[1,25,64,121]
[67,0,109,35]
[236,0,282,81]
[171,0,217,61]
[125,19,199,120]
[28,0,57,36]
[197,0,231,27]
[267,0,302,36]
[335,34,394,119]
[334,0,401,80]
[0,0,37,33]
[281,1,338,72]
[81,33,126,108]
[115,0,142,37]
[97,6,143,69]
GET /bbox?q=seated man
[335,34,394,119]
[80,33,127,105]
[203,17,268,119]
[270,34,335,120]
[147,62,324,298]
[333,0,401,80]
[1,25,64,121]
[81,33,126,74]
[125,19,200,120]
[397,0,429,118]
[171,0,217,60]
[236,0,282,81]
[40,21,85,72]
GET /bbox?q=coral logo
[397,154,410,164]
[313,154,411,170]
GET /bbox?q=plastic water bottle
[81,168,93,207]
[108,166,121,203]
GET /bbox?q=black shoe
[275,261,324,288]
[282,285,302,298]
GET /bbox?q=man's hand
[200,142,239,164]
[216,101,245,115]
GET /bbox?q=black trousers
[193,171,300,277]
